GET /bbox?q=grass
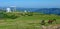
[0,14,60,29]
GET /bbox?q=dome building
[6,8,11,12]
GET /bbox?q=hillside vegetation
[0,12,60,29]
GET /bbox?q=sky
[0,0,60,8]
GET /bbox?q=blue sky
[0,0,60,8]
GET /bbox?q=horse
[40,20,45,25]
[48,19,56,24]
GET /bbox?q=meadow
[0,12,60,29]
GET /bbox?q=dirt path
[41,24,60,29]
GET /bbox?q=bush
[27,12,33,16]
[5,12,20,19]
[21,12,33,16]
[0,12,20,19]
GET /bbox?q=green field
[0,13,60,29]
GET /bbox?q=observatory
[24,10,27,13]
[10,6,16,12]
[6,8,11,12]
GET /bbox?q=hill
[34,8,60,15]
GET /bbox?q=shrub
[5,12,20,19]
[0,12,20,19]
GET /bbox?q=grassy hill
[0,12,60,29]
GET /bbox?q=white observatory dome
[6,8,11,12]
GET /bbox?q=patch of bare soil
[41,24,60,29]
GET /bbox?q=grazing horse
[48,19,56,24]
[48,19,53,24]
[41,20,45,25]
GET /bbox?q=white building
[10,6,16,12]
[6,8,11,12]
[24,10,28,13]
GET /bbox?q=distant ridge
[0,7,60,15]
[34,8,60,15]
